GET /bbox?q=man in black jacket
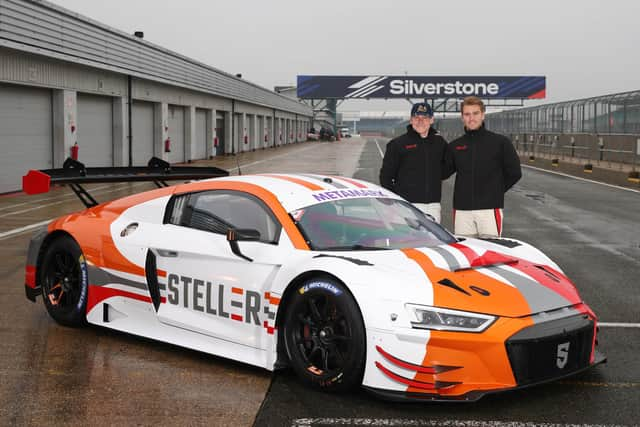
[379,102,448,223]
[445,96,522,237]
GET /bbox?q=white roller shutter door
[0,84,52,194]
[168,105,185,163]
[132,101,154,165]
[215,114,225,156]
[77,94,113,167]
[195,109,207,160]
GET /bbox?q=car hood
[334,240,582,318]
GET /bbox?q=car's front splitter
[364,349,606,402]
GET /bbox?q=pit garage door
[257,116,265,149]
[215,113,225,156]
[246,114,255,151]
[132,101,154,166]
[195,108,207,160]
[77,93,113,167]
[234,113,243,153]
[0,84,52,194]
[168,105,185,163]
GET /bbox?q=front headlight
[405,304,496,333]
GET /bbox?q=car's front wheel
[39,235,89,327]
[283,277,365,392]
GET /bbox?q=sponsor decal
[297,75,546,99]
[165,273,278,334]
[312,189,388,202]
[389,80,499,96]
[556,342,570,369]
[299,281,343,296]
[78,255,88,310]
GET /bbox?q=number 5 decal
[556,342,570,369]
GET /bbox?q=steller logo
[556,342,570,369]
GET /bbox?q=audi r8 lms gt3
[22,162,605,401]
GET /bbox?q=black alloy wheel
[39,235,88,327]
[283,277,365,392]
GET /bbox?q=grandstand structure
[437,89,640,136]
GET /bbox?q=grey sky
[51,0,640,113]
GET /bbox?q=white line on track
[0,219,51,240]
[599,322,640,328]
[522,164,640,194]
[0,183,118,211]
[373,138,385,158]
[0,182,149,218]
[291,419,629,427]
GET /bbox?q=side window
[167,191,281,243]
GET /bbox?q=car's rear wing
[23,157,229,208]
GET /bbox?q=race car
[22,159,605,401]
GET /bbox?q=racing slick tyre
[283,276,366,392]
[39,235,89,327]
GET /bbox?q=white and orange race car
[23,159,605,401]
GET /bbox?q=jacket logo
[556,342,570,369]
[405,144,417,150]
[455,145,468,151]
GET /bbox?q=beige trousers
[413,202,442,224]
[453,208,503,238]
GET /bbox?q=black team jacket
[379,125,448,203]
[445,124,522,210]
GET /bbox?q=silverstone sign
[297,75,546,99]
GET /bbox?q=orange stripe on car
[401,248,531,316]
[48,180,309,315]
[232,287,244,295]
[258,174,325,191]
[176,180,309,250]
[401,248,534,396]
[47,185,176,277]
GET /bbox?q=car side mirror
[226,228,261,261]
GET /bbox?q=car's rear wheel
[39,235,88,327]
[283,277,365,392]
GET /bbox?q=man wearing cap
[379,102,448,223]
[444,96,522,237]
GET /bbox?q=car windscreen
[291,197,456,250]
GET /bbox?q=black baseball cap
[411,102,434,117]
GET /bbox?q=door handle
[156,249,178,257]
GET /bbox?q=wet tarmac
[1,137,639,426]
[0,139,367,426]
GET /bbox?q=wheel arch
[274,269,366,369]
[35,230,79,287]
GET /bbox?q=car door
[152,190,286,349]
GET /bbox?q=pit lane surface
[1,138,638,426]
[254,138,640,427]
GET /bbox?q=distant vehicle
[340,127,352,138]
[319,127,335,141]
